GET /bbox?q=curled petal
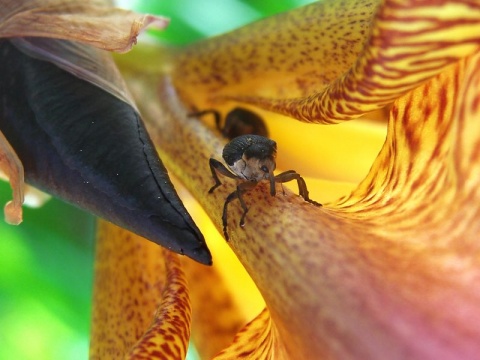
[127,250,191,359]
[181,258,247,359]
[0,130,24,225]
[0,0,168,52]
[233,0,480,123]
[91,221,192,358]
[214,308,281,360]
[172,0,480,124]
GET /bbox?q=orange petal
[0,0,168,53]
[181,258,246,359]
[171,0,377,112]
[0,130,24,225]
[90,221,190,358]
[213,308,282,360]
[127,250,191,359]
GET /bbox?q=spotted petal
[172,0,377,113]
[127,249,191,359]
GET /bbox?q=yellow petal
[244,0,480,123]
[181,257,247,359]
[111,1,480,358]
[0,0,168,53]
[90,221,190,358]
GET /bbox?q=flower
[107,0,480,358]
[3,0,480,359]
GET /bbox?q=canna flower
[3,0,480,359]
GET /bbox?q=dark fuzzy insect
[208,134,321,240]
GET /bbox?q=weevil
[190,107,269,139]
[209,134,322,240]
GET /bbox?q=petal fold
[238,0,480,123]
[0,130,24,225]
[230,0,480,124]
[172,0,480,124]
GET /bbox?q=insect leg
[188,109,222,132]
[274,171,322,206]
[209,158,238,193]
[221,181,257,240]
[236,181,258,227]
[222,190,241,240]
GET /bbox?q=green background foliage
[0,1,316,358]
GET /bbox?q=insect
[209,134,322,240]
[190,107,269,139]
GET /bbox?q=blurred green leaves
[0,182,94,359]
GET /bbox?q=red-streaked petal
[214,308,280,360]
[181,258,247,359]
[229,0,480,123]
[126,251,191,359]
[90,221,184,358]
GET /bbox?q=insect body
[190,107,269,139]
[209,134,322,240]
